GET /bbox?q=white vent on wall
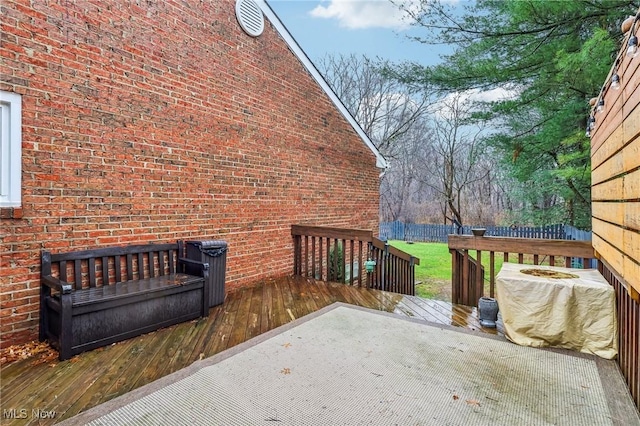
[236,0,264,37]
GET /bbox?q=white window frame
[0,90,22,208]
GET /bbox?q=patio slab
[61,303,639,426]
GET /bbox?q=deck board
[0,276,503,425]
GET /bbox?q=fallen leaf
[465,399,481,407]
[0,340,59,366]
[280,368,291,375]
[282,343,291,348]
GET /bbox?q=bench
[40,241,209,360]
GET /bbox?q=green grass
[389,241,450,281]
[389,240,512,300]
[389,241,451,299]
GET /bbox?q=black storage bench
[40,241,209,360]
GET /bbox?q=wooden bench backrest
[42,243,182,291]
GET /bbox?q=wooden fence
[589,8,640,303]
[291,225,419,296]
[587,8,640,411]
[380,221,591,243]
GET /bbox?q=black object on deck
[186,240,228,307]
[40,241,209,360]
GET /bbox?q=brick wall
[0,0,380,348]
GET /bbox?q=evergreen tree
[390,0,638,227]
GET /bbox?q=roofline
[255,0,389,169]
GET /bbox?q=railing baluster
[318,237,324,280]
[462,250,469,304]
[303,236,309,277]
[341,238,346,284]
[357,240,363,287]
[349,239,354,285]
[311,237,316,279]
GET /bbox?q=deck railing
[291,225,419,295]
[599,261,640,410]
[448,235,639,410]
[451,248,485,306]
[448,235,596,306]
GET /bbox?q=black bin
[186,240,228,307]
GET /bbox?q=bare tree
[316,54,431,159]
[379,116,431,222]
[317,54,508,226]
[316,54,435,221]
[414,93,490,226]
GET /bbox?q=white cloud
[309,0,421,30]
[431,87,521,120]
[465,87,520,103]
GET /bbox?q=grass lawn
[389,241,510,301]
[389,241,451,300]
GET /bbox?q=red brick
[0,0,380,347]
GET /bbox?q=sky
[266,0,456,67]
[265,0,516,105]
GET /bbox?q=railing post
[382,240,389,291]
[451,249,459,304]
[409,256,415,296]
[462,249,469,305]
[293,234,300,276]
[476,249,483,300]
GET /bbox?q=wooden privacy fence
[291,225,419,296]
[587,8,640,411]
[380,221,591,243]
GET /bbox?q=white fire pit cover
[496,263,617,359]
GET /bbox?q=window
[0,90,22,208]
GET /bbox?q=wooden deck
[1,276,502,425]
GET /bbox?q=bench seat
[70,273,203,308]
[40,242,210,360]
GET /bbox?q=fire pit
[519,269,579,279]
